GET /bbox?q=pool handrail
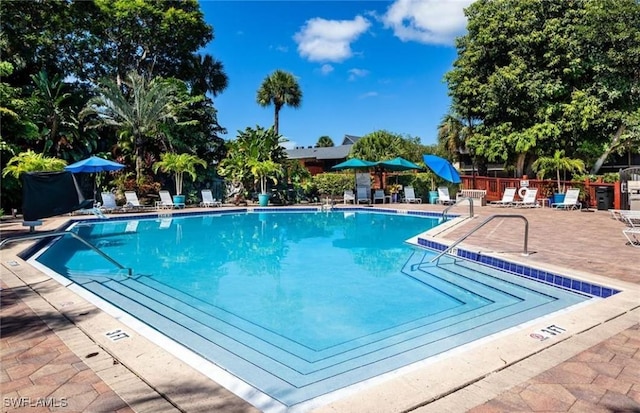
[442,196,474,220]
[430,214,529,263]
[0,231,132,276]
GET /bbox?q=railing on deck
[460,175,620,209]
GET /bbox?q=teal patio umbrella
[331,158,375,190]
[376,157,421,172]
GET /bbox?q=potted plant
[388,184,402,203]
[532,150,585,204]
[153,153,207,205]
[248,159,283,206]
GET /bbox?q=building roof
[285,145,352,160]
[285,134,361,160]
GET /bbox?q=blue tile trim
[416,237,621,299]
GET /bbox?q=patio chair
[551,188,581,210]
[100,192,121,213]
[356,186,371,204]
[124,191,152,211]
[435,187,453,205]
[623,227,640,247]
[403,186,423,204]
[511,188,539,208]
[200,189,222,207]
[373,189,389,204]
[157,190,175,209]
[343,189,355,204]
[490,187,517,207]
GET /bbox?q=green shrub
[312,173,354,196]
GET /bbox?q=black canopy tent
[22,171,94,221]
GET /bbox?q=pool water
[34,211,591,410]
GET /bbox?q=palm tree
[316,135,334,147]
[532,150,586,193]
[256,70,302,135]
[152,152,207,195]
[81,71,179,181]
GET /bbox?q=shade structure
[64,156,124,201]
[64,156,125,173]
[376,157,421,172]
[422,154,461,184]
[331,158,376,171]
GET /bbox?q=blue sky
[199,0,472,148]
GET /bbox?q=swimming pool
[32,210,598,410]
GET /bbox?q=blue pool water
[34,210,591,409]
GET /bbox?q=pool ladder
[430,214,530,263]
[442,196,474,220]
[0,231,132,276]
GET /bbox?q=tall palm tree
[256,70,302,135]
[316,135,334,147]
[81,72,179,181]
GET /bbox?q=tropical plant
[152,152,206,195]
[248,159,283,195]
[2,150,67,179]
[256,70,302,135]
[316,135,334,147]
[532,150,586,193]
[218,125,287,194]
[81,71,181,182]
[312,173,354,197]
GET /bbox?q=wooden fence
[460,175,620,210]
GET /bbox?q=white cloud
[359,91,378,99]
[381,0,473,45]
[319,64,334,75]
[348,68,369,81]
[294,16,371,62]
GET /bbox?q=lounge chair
[200,189,222,207]
[490,187,517,207]
[435,187,453,205]
[356,186,371,204]
[343,189,355,204]
[157,190,175,209]
[551,188,581,210]
[511,188,539,208]
[623,227,640,247]
[402,186,422,204]
[124,191,152,211]
[373,189,389,204]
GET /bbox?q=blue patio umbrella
[64,156,125,200]
[422,154,461,184]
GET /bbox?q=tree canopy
[445,0,640,176]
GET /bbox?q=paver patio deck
[1,202,638,412]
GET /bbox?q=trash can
[596,186,613,211]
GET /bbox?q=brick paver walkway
[469,324,640,413]
[1,284,133,413]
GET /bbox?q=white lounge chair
[511,188,539,208]
[373,189,389,204]
[343,189,355,204]
[402,186,422,204]
[623,227,640,247]
[551,188,581,210]
[100,192,121,213]
[200,189,222,207]
[157,190,175,209]
[435,187,453,205]
[124,191,152,211]
[356,186,370,204]
[490,187,517,207]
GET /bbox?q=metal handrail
[0,231,132,276]
[442,196,474,220]
[430,214,529,263]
